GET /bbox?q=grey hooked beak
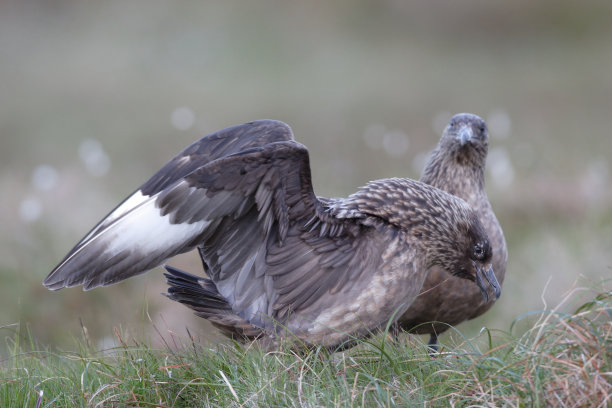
[474,263,501,303]
[456,126,473,146]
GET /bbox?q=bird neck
[419,146,486,203]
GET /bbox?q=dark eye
[474,244,484,259]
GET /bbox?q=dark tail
[163,265,263,341]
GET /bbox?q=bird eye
[474,244,484,259]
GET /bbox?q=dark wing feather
[163,265,264,340]
[44,120,294,290]
[140,119,294,195]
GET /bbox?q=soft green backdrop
[1,0,610,353]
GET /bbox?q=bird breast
[290,232,424,347]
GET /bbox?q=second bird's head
[441,113,489,161]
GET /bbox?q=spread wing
[44,131,385,331]
[64,120,294,254]
[44,120,294,289]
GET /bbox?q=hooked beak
[474,263,501,302]
[456,126,473,146]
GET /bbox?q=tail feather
[163,265,263,340]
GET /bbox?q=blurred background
[1,0,611,354]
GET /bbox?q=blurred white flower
[171,106,196,131]
[32,165,58,191]
[79,139,111,177]
[382,129,409,157]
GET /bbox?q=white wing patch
[79,190,150,244]
[110,190,150,221]
[52,190,211,278]
[100,194,211,257]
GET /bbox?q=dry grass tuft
[530,291,612,408]
[449,288,612,407]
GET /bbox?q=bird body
[396,113,508,348]
[44,120,500,349]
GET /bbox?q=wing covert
[141,119,294,195]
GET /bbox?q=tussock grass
[1,288,610,407]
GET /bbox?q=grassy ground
[1,286,610,407]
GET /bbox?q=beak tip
[480,288,489,303]
[493,286,502,301]
[475,264,501,303]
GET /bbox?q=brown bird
[395,113,508,350]
[44,120,500,349]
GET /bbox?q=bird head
[441,113,489,159]
[426,204,501,303]
[450,212,500,302]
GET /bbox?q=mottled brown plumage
[396,113,508,349]
[44,120,499,349]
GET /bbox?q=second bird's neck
[419,150,486,204]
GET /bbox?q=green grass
[1,289,610,407]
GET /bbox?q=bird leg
[427,333,439,355]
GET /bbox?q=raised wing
[44,120,294,290]
[61,120,294,258]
